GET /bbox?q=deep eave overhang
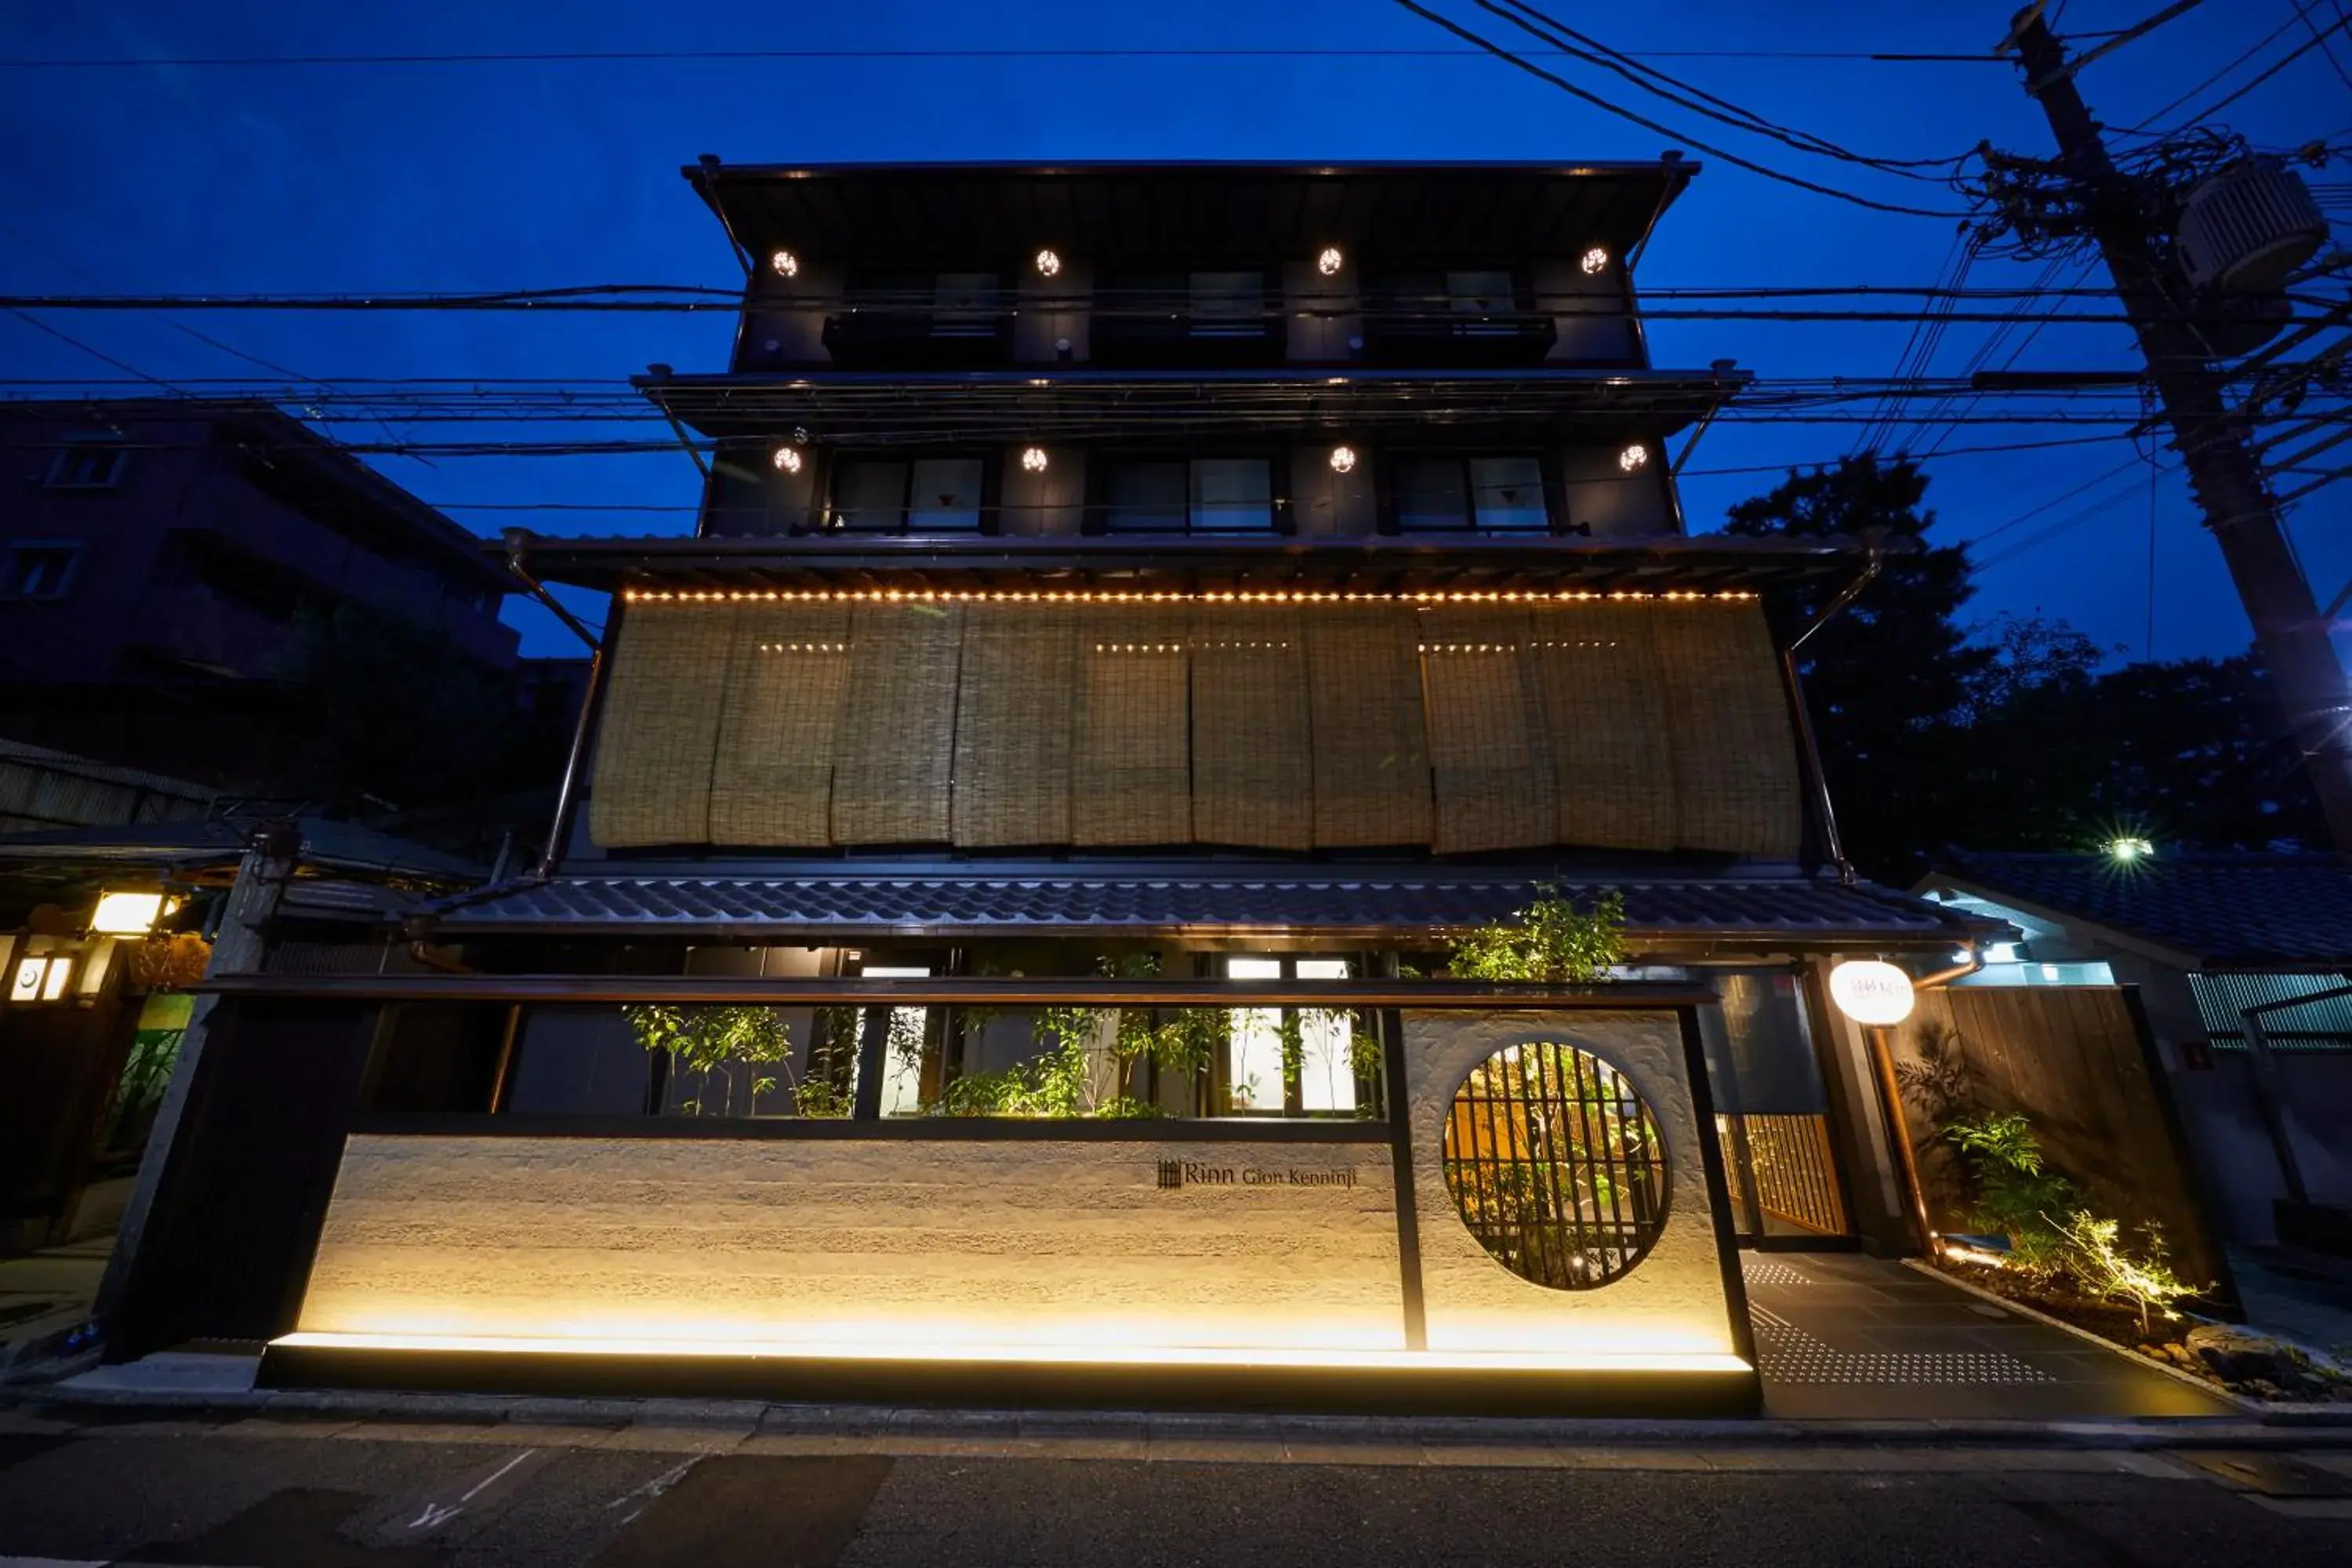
[403,866,1994,952]
[684,158,1698,269]
[500,529,1879,596]
[637,366,1748,446]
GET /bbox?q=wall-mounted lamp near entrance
[1617,443,1651,474]
[1316,246,1345,277]
[770,249,800,278]
[1021,446,1051,474]
[1035,248,1062,278]
[1328,445,1358,474]
[9,955,70,1004]
[1829,958,1936,1258]
[1581,245,1611,276]
[772,447,804,475]
[90,891,165,937]
[1827,959,1915,1027]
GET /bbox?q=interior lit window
[1224,956,1357,1115]
[863,965,931,1116]
[1294,958,1356,1113]
[1225,956,1285,1112]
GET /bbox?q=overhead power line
[0,45,2033,70]
[1388,0,1973,219]
[1472,0,1972,179]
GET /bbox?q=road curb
[9,1383,2352,1450]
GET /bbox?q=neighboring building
[0,816,479,1264]
[0,399,519,789]
[1918,850,2352,1252]
[111,161,2002,1414]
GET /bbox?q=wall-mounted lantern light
[9,955,71,1004]
[1021,446,1051,474]
[1617,443,1650,474]
[1580,245,1610,276]
[1328,445,1358,474]
[1316,246,1345,277]
[90,890,165,937]
[1828,960,1915,1027]
[1035,248,1062,278]
[770,249,800,278]
[773,446,804,474]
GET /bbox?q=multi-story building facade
[0,400,520,789]
[111,162,1995,1413]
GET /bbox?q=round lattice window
[1441,1040,1670,1289]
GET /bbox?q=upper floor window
[823,270,1011,368]
[1103,456,1276,534]
[1187,271,1265,339]
[1364,267,1555,366]
[45,441,128,490]
[1093,269,1285,366]
[2,543,84,600]
[929,273,1003,339]
[830,456,985,533]
[1394,454,1551,532]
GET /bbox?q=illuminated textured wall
[297,1135,1405,1352]
[1403,1009,1741,1358]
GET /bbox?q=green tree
[1722,457,1991,878]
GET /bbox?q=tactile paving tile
[1740,1261,1814,1288]
[1748,1318,2056,1385]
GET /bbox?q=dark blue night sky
[2,2,2343,657]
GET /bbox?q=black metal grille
[1441,1042,1669,1290]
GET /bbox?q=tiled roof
[423,870,1980,943]
[1928,851,2352,968]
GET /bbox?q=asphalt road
[2,1423,2351,1567]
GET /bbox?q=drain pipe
[506,535,609,882]
[1779,551,1882,887]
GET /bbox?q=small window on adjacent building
[1,543,82,600]
[1395,454,1551,532]
[44,441,127,489]
[1103,456,1275,534]
[830,456,985,532]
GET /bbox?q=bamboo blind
[1071,607,1192,846]
[1417,607,1558,854]
[1654,602,1802,858]
[1190,607,1313,850]
[1526,603,1675,851]
[1305,604,1432,847]
[587,601,730,848]
[950,604,1077,847]
[587,597,1802,861]
[831,603,963,844]
[707,603,850,847]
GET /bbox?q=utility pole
[2002,4,2352,851]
